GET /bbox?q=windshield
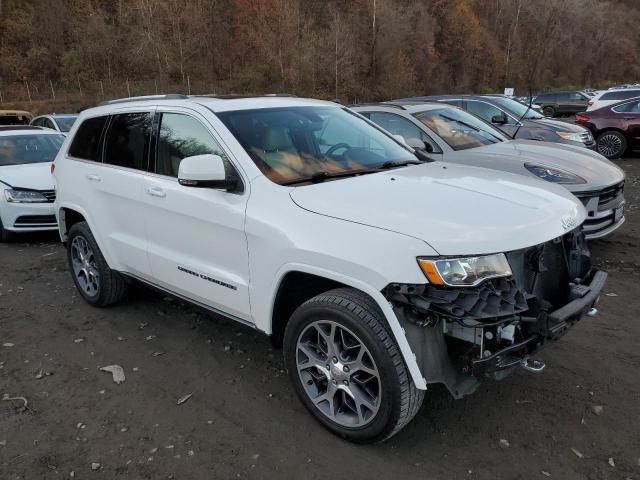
[491,97,543,119]
[217,106,416,185]
[413,108,506,151]
[0,134,65,166]
[55,116,77,132]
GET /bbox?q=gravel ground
[1,156,639,480]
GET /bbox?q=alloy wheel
[597,133,623,158]
[70,235,100,297]
[296,320,381,427]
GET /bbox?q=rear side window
[536,93,555,101]
[103,112,152,170]
[156,113,231,177]
[68,116,109,161]
[613,101,640,113]
[600,90,640,101]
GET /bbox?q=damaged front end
[383,228,606,399]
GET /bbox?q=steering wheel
[325,143,351,158]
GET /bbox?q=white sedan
[0,128,64,240]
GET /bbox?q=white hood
[446,140,625,192]
[290,162,586,256]
[0,162,54,190]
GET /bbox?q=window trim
[150,110,246,194]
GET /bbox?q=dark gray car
[394,95,596,150]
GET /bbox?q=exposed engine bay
[384,228,607,398]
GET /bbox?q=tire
[283,287,424,443]
[66,221,127,306]
[597,130,627,159]
[0,217,14,242]
[542,106,555,117]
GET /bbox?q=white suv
[53,95,606,442]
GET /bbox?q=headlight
[524,163,586,184]
[417,253,512,287]
[556,131,584,143]
[4,189,48,203]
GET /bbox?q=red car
[576,96,640,159]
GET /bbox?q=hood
[0,162,54,190]
[289,162,586,256]
[446,139,625,191]
[527,117,586,133]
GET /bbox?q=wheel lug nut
[325,364,329,369]
[343,366,349,373]
[332,357,338,363]
[343,380,348,385]
[332,379,337,385]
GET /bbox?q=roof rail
[98,94,189,106]
[349,102,407,110]
[192,93,298,99]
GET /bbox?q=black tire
[283,287,424,443]
[596,130,627,159]
[67,221,127,306]
[0,217,14,242]
[542,106,555,117]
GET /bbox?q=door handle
[623,117,635,120]
[146,186,166,198]
[86,174,101,182]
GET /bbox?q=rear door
[141,107,252,322]
[555,92,571,114]
[92,109,154,277]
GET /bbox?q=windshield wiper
[439,113,480,132]
[282,168,380,186]
[379,160,422,169]
[282,160,423,186]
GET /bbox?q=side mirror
[404,137,434,153]
[491,114,507,125]
[178,154,237,191]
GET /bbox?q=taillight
[587,101,593,106]
[51,163,55,174]
[575,114,590,123]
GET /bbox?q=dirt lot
[1,156,639,480]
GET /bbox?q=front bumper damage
[384,229,606,399]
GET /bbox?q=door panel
[142,111,251,321]
[94,111,154,277]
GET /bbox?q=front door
[141,109,252,322]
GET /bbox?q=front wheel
[597,130,627,159]
[67,221,127,306]
[543,106,555,117]
[0,218,14,242]
[283,288,424,443]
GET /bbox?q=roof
[81,94,338,118]
[351,101,451,113]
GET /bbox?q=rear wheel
[597,130,627,159]
[67,221,127,306]
[543,106,555,117]
[283,288,424,443]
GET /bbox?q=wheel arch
[268,264,427,390]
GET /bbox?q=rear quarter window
[68,116,109,161]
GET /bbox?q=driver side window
[466,101,512,124]
[315,114,385,156]
[367,111,439,152]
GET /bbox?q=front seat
[260,126,301,174]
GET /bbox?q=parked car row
[0,92,625,442]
